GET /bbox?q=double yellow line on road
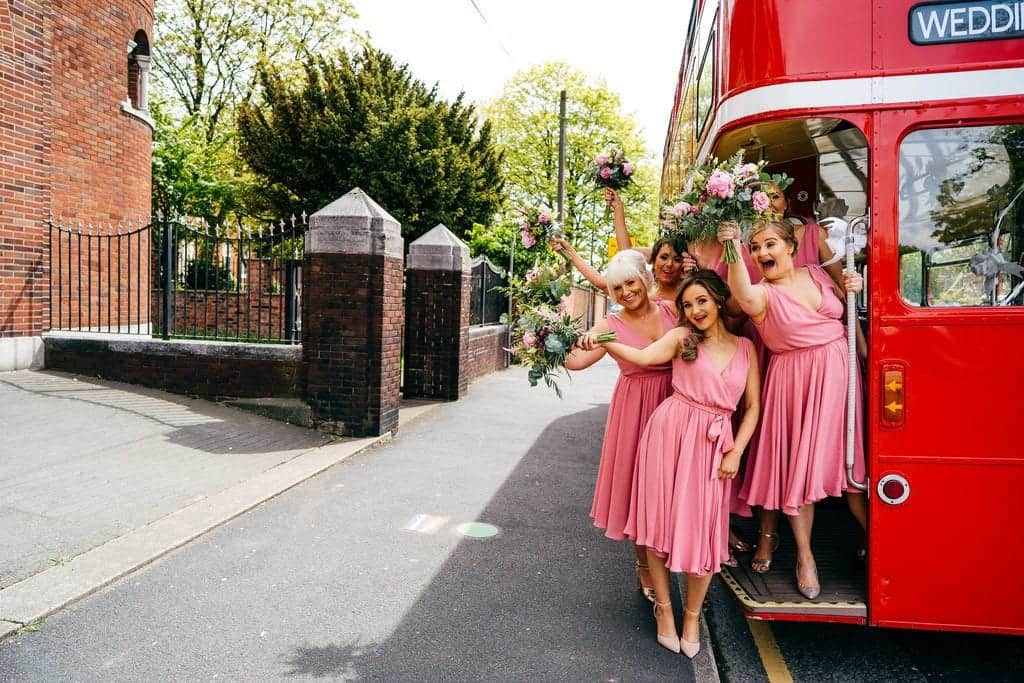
[746,618,794,683]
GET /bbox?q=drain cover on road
[454,522,499,539]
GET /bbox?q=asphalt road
[0,363,697,682]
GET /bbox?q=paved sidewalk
[0,371,435,640]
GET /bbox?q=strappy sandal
[751,531,780,574]
[635,559,656,603]
[729,529,752,553]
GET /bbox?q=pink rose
[706,170,735,199]
[600,167,612,179]
[752,190,770,213]
[521,228,536,248]
[691,204,699,214]
[521,219,530,230]
[594,153,610,165]
[538,212,550,224]
[673,202,691,216]
[622,162,633,175]
[522,331,538,348]
[734,163,758,181]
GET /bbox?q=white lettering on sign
[911,1,1024,43]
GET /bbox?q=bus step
[722,505,867,622]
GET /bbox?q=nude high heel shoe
[680,607,701,659]
[653,600,681,654]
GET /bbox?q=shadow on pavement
[279,406,696,682]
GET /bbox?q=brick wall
[0,2,154,340]
[0,2,50,338]
[303,253,403,436]
[44,335,303,400]
[465,325,508,384]
[403,269,470,400]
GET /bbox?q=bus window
[899,124,1024,308]
[695,33,715,139]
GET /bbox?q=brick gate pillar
[403,224,471,400]
[302,188,404,436]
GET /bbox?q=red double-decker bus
[664,0,1024,635]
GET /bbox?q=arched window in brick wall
[127,30,150,111]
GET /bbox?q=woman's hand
[717,221,741,244]
[681,252,698,274]
[549,237,575,256]
[843,270,864,295]
[603,187,622,210]
[575,332,598,351]
[719,450,742,480]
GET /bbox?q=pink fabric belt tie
[621,368,671,379]
[770,335,844,356]
[669,394,734,481]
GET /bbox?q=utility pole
[557,90,567,232]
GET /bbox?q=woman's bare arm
[600,327,684,366]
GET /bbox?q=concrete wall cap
[408,224,470,272]
[307,188,403,257]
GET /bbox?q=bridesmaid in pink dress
[719,220,866,599]
[745,187,870,572]
[565,250,677,603]
[592,270,760,657]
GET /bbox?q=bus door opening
[715,117,871,623]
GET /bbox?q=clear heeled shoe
[653,600,681,654]
[796,559,821,600]
[680,607,701,659]
[635,559,656,603]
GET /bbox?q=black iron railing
[469,255,508,326]
[47,215,305,343]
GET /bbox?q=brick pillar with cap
[302,188,404,436]
[403,224,471,400]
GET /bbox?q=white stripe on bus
[697,66,1024,162]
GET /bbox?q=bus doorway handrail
[846,215,869,492]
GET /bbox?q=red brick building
[0,1,154,370]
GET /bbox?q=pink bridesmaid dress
[624,336,753,574]
[792,219,823,268]
[738,264,866,516]
[590,301,676,540]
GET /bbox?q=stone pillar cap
[306,187,403,257]
[407,223,470,272]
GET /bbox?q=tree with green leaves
[483,62,660,274]
[150,0,359,223]
[153,0,359,142]
[235,46,505,243]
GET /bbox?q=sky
[350,1,693,163]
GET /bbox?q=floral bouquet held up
[500,262,573,309]
[593,146,634,220]
[508,305,616,398]
[592,146,634,191]
[667,151,793,263]
[518,204,557,250]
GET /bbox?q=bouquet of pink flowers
[518,204,557,249]
[500,262,573,308]
[592,146,634,191]
[508,305,616,397]
[666,151,793,263]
